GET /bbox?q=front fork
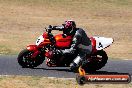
[31,50,41,58]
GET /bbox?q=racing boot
[70,62,78,72]
[70,56,82,72]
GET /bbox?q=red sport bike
[17,25,114,72]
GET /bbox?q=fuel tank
[55,34,72,48]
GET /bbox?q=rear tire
[17,49,44,68]
[83,50,108,73]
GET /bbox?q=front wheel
[17,49,45,68]
[83,50,108,72]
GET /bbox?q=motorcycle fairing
[90,37,97,53]
[27,45,38,51]
[36,35,44,46]
[93,37,114,50]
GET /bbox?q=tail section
[93,37,114,50]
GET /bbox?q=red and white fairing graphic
[36,33,72,48]
[36,35,44,46]
[35,34,114,52]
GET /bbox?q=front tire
[17,49,45,68]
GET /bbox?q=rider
[53,20,92,70]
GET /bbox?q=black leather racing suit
[54,26,92,69]
[61,28,92,68]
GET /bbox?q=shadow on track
[32,67,72,72]
[31,67,131,75]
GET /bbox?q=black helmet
[63,20,76,35]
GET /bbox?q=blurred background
[0,0,131,59]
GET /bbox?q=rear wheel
[17,49,45,68]
[83,50,108,72]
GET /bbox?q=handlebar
[45,25,52,33]
[45,25,64,44]
[45,25,63,33]
[45,25,67,44]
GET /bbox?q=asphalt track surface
[0,55,132,78]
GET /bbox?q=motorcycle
[17,25,114,72]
